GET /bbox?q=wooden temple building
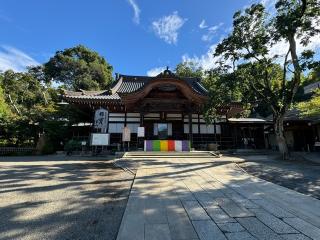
[63,68,267,150]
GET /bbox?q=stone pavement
[0,157,134,240]
[116,155,320,240]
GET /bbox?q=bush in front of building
[64,140,83,155]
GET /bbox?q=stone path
[116,155,320,240]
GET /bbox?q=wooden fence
[0,147,35,155]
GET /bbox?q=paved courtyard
[0,156,135,240]
[237,155,320,200]
[117,154,320,240]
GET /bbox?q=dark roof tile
[64,70,208,102]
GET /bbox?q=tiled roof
[191,81,209,95]
[228,118,267,123]
[113,74,208,96]
[64,69,208,102]
[116,81,145,93]
[64,90,120,100]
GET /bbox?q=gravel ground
[237,155,320,200]
[0,156,135,240]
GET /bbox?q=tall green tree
[214,1,320,158]
[1,70,55,121]
[297,89,320,117]
[203,64,254,121]
[304,66,320,85]
[175,62,204,78]
[44,45,113,91]
[0,75,12,120]
[0,70,57,146]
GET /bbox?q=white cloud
[152,11,187,45]
[267,16,320,61]
[269,35,320,61]
[184,32,320,72]
[182,1,320,73]
[201,23,224,42]
[127,0,141,24]
[199,19,208,29]
[182,44,223,70]
[260,0,276,14]
[147,66,166,76]
[0,45,39,72]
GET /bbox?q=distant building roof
[266,108,320,124]
[304,81,320,94]
[228,118,268,123]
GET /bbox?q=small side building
[265,109,320,152]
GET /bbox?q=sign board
[122,126,131,142]
[137,127,145,137]
[91,133,110,146]
[94,108,109,132]
[315,142,320,147]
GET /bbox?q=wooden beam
[188,112,193,149]
[198,113,201,134]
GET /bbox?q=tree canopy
[0,68,92,150]
[202,66,250,121]
[175,62,204,78]
[1,70,56,121]
[0,82,12,121]
[297,89,320,117]
[0,44,114,150]
[44,45,114,91]
[213,0,320,157]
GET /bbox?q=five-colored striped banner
[144,140,190,151]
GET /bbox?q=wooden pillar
[198,113,201,145]
[140,112,144,127]
[314,125,319,140]
[214,119,217,144]
[106,108,110,133]
[139,112,144,149]
[181,113,184,140]
[303,126,307,151]
[234,125,238,148]
[198,114,201,134]
[188,112,193,148]
[91,108,96,133]
[124,111,127,127]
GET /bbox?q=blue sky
[0,0,319,76]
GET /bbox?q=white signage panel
[122,126,131,142]
[137,127,145,137]
[91,133,110,146]
[94,108,109,132]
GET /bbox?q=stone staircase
[123,151,220,158]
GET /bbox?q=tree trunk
[288,35,301,102]
[274,114,289,159]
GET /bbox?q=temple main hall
[63,68,266,151]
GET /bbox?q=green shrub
[64,139,83,153]
[41,140,55,155]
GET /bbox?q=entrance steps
[123,151,220,158]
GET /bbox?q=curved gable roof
[64,69,208,104]
[112,70,208,96]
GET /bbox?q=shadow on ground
[0,157,135,240]
[237,156,320,200]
